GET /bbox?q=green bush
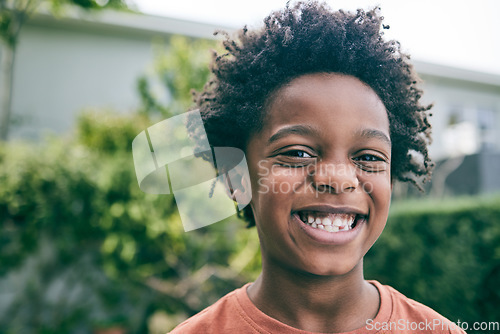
[0,34,256,333]
[137,36,216,118]
[76,109,151,154]
[365,196,500,330]
[0,114,261,333]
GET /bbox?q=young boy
[170,2,465,333]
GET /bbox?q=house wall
[419,75,500,160]
[7,20,157,140]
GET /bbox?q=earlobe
[235,173,252,208]
[225,172,252,209]
[212,146,252,210]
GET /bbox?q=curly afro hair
[192,1,433,227]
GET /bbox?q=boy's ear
[222,168,252,209]
[212,146,252,210]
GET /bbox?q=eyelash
[353,154,384,162]
[352,153,388,172]
[274,148,316,167]
[281,150,313,158]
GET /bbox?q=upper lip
[293,205,368,217]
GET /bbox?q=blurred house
[5,9,228,140]
[416,62,500,160]
[4,9,500,195]
[403,63,500,197]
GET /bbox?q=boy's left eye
[352,152,389,172]
[354,154,383,162]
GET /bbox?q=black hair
[192,1,433,227]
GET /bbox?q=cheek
[359,174,391,251]
[252,165,305,196]
[359,170,391,194]
[359,172,392,220]
[250,167,306,219]
[361,173,392,226]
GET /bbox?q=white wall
[420,75,500,160]
[9,21,157,140]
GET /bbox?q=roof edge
[414,60,500,88]
[27,8,236,40]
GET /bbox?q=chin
[300,259,360,278]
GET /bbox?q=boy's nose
[309,161,359,194]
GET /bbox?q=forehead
[263,73,389,133]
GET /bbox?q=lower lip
[292,213,366,245]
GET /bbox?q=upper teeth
[299,212,356,232]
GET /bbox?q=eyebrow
[267,125,392,146]
[267,125,317,144]
[356,128,392,146]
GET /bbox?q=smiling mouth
[296,211,365,232]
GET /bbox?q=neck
[247,257,379,333]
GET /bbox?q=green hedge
[0,113,261,333]
[365,196,500,330]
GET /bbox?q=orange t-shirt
[169,280,466,334]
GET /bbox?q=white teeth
[300,212,358,233]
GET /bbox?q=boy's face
[245,73,392,276]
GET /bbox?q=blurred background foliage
[0,34,499,333]
[136,35,215,119]
[0,35,261,333]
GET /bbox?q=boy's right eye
[274,148,316,167]
[282,150,312,158]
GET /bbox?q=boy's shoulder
[371,280,466,334]
[168,284,251,334]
